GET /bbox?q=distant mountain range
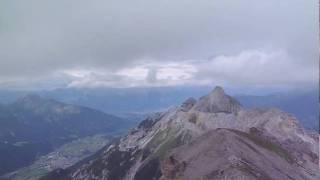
[0,95,133,175]
[0,87,317,130]
[0,87,211,112]
[40,87,319,180]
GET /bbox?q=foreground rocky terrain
[42,87,319,180]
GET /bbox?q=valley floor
[1,134,111,180]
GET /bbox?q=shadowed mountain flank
[0,95,133,176]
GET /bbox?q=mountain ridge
[0,87,316,130]
[41,86,319,180]
[0,94,133,176]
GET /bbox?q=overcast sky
[0,0,318,90]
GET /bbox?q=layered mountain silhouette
[0,87,317,130]
[0,95,132,175]
[42,87,319,180]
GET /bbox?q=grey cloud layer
[0,0,317,88]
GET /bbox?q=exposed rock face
[41,86,320,180]
[180,98,196,112]
[192,86,242,113]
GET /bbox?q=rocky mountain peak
[192,86,242,113]
[211,86,225,96]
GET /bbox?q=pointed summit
[210,86,226,97]
[192,86,242,113]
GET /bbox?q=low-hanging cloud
[59,49,315,89]
[0,0,317,89]
[194,50,316,87]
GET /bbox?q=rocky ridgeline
[42,86,320,180]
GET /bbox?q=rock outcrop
[180,97,196,112]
